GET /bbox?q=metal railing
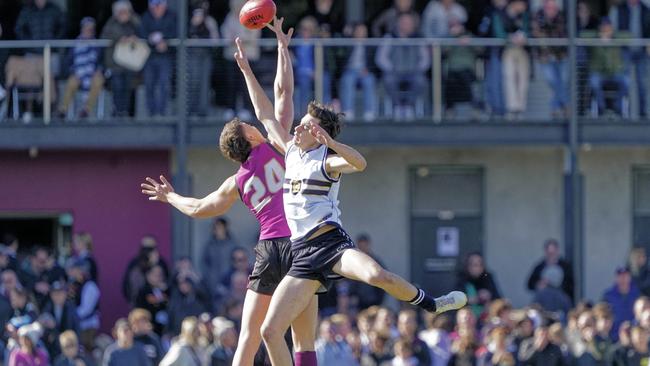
[1,37,649,124]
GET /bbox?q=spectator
[484,326,516,366]
[626,325,650,364]
[517,326,564,365]
[376,12,430,121]
[371,0,419,37]
[360,331,392,366]
[9,288,37,324]
[396,310,431,365]
[480,0,508,117]
[348,234,385,310]
[53,330,94,366]
[308,0,345,36]
[122,236,169,306]
[42,281,80,336]
[139,0,177,117]
[135,264,169,335]
[201,218,238,305]
[14,0,66,41]
[547,322,572,364]
[447,326,478,365]
[532,0,569,119]
[602,267,640,340]
[443,21,479,117]
[576,1,598,115]
[457,252,501,317]
[20,246,66,309]
[421,0,468,38]
[128,308,163,365]
[588,17,630,116]
[418,313,452,366]
[100,0,141,117]
[527,239,575,301]
[67,259,100,353]
[390,338,418,366]
[316,315,358,365]
[502,0,530,120]
[9,322,48,366]
[634,296,650,323]
[102,318,151,366]
[2,234,19,270]
[609,0,650,117]
[56,18,104,120]
[219,247,251,294]
[167,274,210,336]
[374,307,399,339]
[629,246,650,295]
[218,0,260,120]
[339,23,378,122]
[592,303,615,358]
[160,316,205,366]
[70,232,98,283]
[293,16,332,115]
[208,317,238,366]
[532,263,572,318]
[187,2,218,117]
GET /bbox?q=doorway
[409,166,484,296]
[0,213,73,258]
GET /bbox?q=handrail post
[43,44,51,124]
[315,41,324,103]
[433,44,442,123]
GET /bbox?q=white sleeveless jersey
[283,142,342,242]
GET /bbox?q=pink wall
[0,150,171,331]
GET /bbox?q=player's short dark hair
[220,118,252,163]
[307,101,343,139]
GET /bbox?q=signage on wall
[437,227,459,257]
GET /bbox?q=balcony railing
[0,37,649,125]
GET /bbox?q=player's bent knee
[367,267,394,288]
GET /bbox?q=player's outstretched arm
[233,37,291,151]
[306,122,367,175]
[141,175,239,219]
[267,17,295,132]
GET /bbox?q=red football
[239,0,276,30]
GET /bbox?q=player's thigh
[240,289,272,337]
[332,248,383,282]
[263,276,320,333]
[290,295,318,352]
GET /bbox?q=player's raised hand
[233,37,251,72]
[267,17,294,48]
[141,175,175,202]
[307,121,332,146]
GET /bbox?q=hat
[149,0,166,5]
[18,322,43,344]
[616,266,631,275]
[80,17,96,27]
[600,17,612,26]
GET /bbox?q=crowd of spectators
[0,0,648,122]
[1,218,650,366]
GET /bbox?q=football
[239,0,276,30]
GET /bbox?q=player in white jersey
[237,68,468,366]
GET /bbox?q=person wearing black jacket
[518,326,565,366]
[129,308,164,366]
[527,239,575,301]
[14,0,66,41]
[609,0,650,117]
[138,0,177,117]
[42,282,80,335]
[456,252,501,317]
